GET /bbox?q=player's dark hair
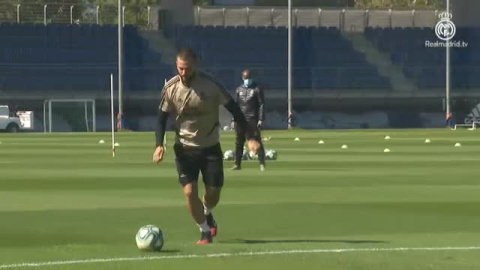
[177,48,198,64]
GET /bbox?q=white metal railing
[195,7,442,30]
[0,3,154,27]
[0,5,442,30]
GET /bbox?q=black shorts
[173,143,224,187]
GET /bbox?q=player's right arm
[153,86,173,164]
[256,86,265,128]
[224,99,260,153]
[231,86,240,129]
[218,85,260,154]
[153,110,168,164]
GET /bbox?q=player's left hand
[257,121,263,128]
[153,146,165,164]
[247,139,261,154]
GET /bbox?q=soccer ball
[249,151,258,160]
[265,149,277,160]
[242,147,249,160]
[135,225,164,252]
[223,150,234,160]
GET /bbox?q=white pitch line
[1,246,480,269]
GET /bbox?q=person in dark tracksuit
[231,69,266,171]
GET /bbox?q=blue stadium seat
[167,25,392,90]
[364,26,480,89]
[0,23,169,92]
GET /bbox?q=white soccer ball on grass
[223,150,235,160]
[242,148,249,160]
[249,151,259,160]
[135,225,164,252]
[265,149,277,160]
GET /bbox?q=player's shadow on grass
[221,239,388,244]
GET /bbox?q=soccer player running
[153,48,260,245]
[231,69,266,171]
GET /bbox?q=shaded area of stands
[3,23,479,95]
[167,25,391,91]
[365,27,480,90]
[0,23,171,93]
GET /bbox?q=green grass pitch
[1,129,480,269]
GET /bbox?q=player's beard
[180,72,196,87]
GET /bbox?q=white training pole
[92,100,96,132]
[48,100,52,133]
[84,101,89,132]
[118,0,124,129]
[163,79,167,151]
[445,0,451,120]
[287,0,293,129]
[43,100,47,133]
[111,74,116,158]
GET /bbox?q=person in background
[231,69,266,171]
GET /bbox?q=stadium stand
[0,23,171,93]
[168,24,391,91]
[365,27,480,90]
[2,22,477,95]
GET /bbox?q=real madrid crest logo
[435,12,456,41]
